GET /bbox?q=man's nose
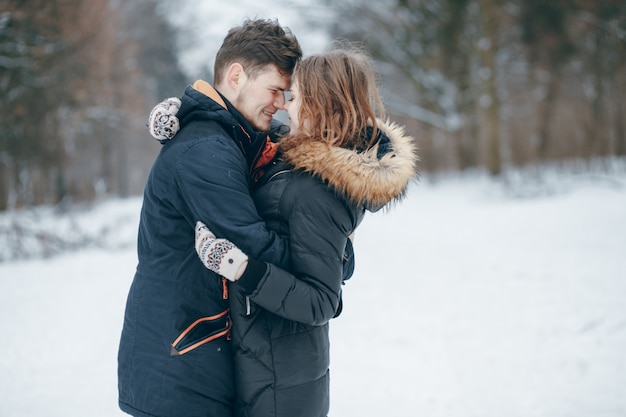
[275,93,286,109]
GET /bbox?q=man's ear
[225,63,246,91]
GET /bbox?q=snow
[1,167,626,417]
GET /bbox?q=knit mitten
[195,221,248,282]
[148,97,181,141]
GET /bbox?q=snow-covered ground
[1,165,625,417]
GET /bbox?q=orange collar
[191,79,227,109]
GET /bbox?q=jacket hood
[176,80,234,128]
[279,118,418,211]
[176,80,281,178]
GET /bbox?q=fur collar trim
[280,119,418,210]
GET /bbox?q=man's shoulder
[150,129,244,182]
[177,119,232,144]
[163,122,239,156]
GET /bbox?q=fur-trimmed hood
[279,118,418,211]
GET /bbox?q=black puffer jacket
[229,120,418,417]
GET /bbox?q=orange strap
[170,309,231,356]
[222,277,229,300]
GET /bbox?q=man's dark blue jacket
[117,81,291,417]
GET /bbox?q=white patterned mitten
[194,221,248,282]
[148,97,181,141]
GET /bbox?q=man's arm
[177,136,290,269]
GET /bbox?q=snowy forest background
[1,2,626,416]
[1,0,625,211]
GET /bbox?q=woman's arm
[196,177,355,326]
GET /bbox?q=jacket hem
[119,400,161,417]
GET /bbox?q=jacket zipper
[266,169,290,183]
[246,296,251,316]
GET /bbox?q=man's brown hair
[214,18,302,84]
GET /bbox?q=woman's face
[284,81,303,135]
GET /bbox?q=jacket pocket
[170,309,231,356]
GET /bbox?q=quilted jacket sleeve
[243,174,357,326]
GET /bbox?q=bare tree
[0,0,185,210]
[477,0,502,175]
[322,0,626,174]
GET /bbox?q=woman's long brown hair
[282,47,385,152]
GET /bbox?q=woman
[152,48,417,416]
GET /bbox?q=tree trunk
[478,0,501,175]
[535,71,559,158]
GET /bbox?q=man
[117,19,302,417]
